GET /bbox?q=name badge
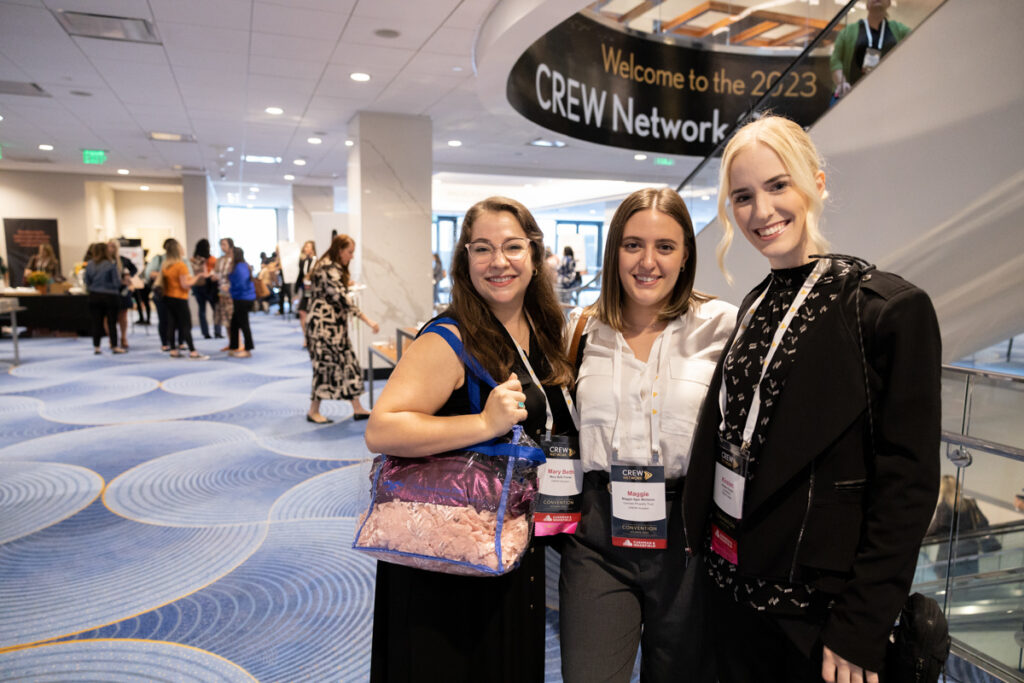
[711,441,747,565]
[862,47,881,73]
[610,463,667,549]
[536,434,583,524]
[713,462,745,520]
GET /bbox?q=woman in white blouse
[559,187,736,683]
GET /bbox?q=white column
[181,174,214,250]
[292,184,333,250]
[347,112,433,344]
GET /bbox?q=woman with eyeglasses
[365,197,575,682]
[305,234,379,423]
[682,115,940,683]
[559,188,735,683]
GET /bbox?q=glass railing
[673,0,948,235]
[911,366,1024,680]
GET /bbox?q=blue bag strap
[419,317,498,414]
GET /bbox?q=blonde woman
[160,239,209,360]
[683,115,940,683]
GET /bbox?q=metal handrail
[942,430,1024,464]
[944,363,1024,385]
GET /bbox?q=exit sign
[82,149,107,164]
[654,157,675,167]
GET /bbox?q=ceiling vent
[149,132,196,143]
[1,155,55,164]
[52,10,161,44]
[0,81,50,97]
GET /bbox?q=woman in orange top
[161,239,209,360]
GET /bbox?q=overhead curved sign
[507,14,831,157]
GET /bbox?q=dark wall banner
[3,218,60,286]
[507,14,832,157]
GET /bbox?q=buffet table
[0,291,91,335]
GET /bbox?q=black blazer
[682,260,941,672]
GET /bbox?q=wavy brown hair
[447,197,572,387]
[312,234,354,287]
[592,187,711,331]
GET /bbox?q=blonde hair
[716,115,829,281]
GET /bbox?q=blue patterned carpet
[0,314,592,682]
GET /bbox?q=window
[432,215,459,304]
[216,207,279,269]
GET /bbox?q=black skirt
[370,546,546,683]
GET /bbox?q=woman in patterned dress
[305,234,379,424]
[210,237,234,347]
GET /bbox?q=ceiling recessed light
[307,136,322,145]
[53,10,160,44]
[265,106,284,115]
[284,174,295,181]
[149,131,195,142]
[452,66,463,72]
[0,114,4,121]
[528,138,566,148]
[345,140,354,147]
[374,28,401,39]
[244,155,281,164]
[447,140,462,147]
[293,159,307,166]
[634,153,647,161]
[226,161,234,166]
[226,146,234,152]
[589,210,597,214]
[38,144,54,151]
[117,168,130,175]
[249,186,259,192]
[350,72,371,82]
[140,185,150,191]
[701,195,711,201]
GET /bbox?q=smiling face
[617,208,687,314]
[467,210,532,315]
[727,142,824,269]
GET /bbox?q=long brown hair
[448,197,572,387]
[592,187,711,331]
[164,238,183,265]
[313,234,354,286]
[88,242,110,263]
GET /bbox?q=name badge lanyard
[611,322,676,467]
[510,331,580,435]
[862,18,887,51]
[718,259,830,458]
[709,259,828,563]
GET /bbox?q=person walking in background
[84,242,125,355]
[431,252,446,305]
[106,239,136,351]
[305,234,378,424]
[227,246,257,359]
[559,188,734,683]
[211,238,234,346]
[24,243,63,285]
[296,240,316,346]
[190,239,218,339]
[830,0,910,101]
[558,245,581,304]
[144,238,174,351]
[161,239,209,360]
[133,248,152,325]
[683,115,939,683]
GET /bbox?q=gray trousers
[558,472,714,683]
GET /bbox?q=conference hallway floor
[0,313,588,682]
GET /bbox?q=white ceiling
[0,0,695,210]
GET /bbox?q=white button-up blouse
[575,298,737,480]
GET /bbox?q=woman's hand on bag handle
[480,372,528,438]
[821,645,878,683]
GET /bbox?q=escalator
[679,0,1024,363]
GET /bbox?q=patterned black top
[708,258,853,614]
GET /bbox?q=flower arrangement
[25,270,50,287]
